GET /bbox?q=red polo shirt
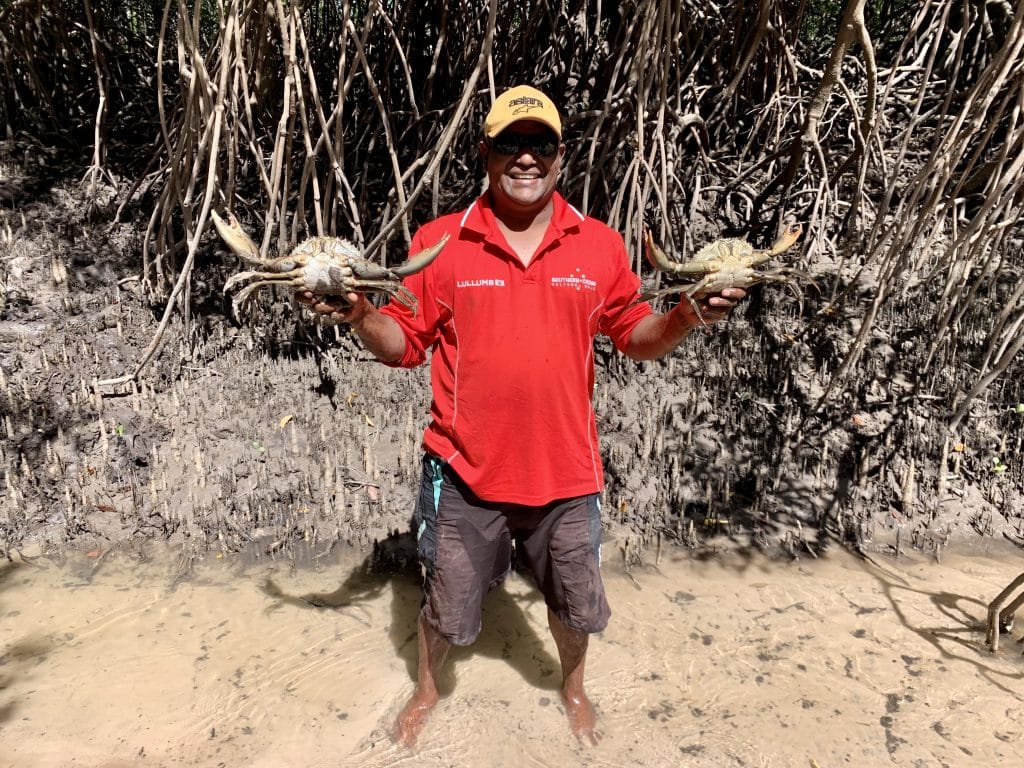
[380,192,652,505]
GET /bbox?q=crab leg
[391,285,420,312]
[230,277,306,311]
[312,282,422,314]
[224,268,307,293]
[345,280,423,316]
[348,278,415,293]
[366,286,419,315]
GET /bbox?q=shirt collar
[459,191,585,242]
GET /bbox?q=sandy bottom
[1,541,1023,768]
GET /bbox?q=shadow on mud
[857,549,1024,696]
[258,529,562,697]
[0,560,58,725]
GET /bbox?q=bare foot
[563,690,603,746]
[391,689,439,747]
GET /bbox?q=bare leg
[548,608,602,745]
[392,613,451,747]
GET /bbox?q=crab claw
[391,232,451,277]
[644,229,710,276]
[768,223,803,256]
[211,210,262,264]
[644,229,676,272]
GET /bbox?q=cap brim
[485,116,561,139]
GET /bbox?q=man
[303,85,745,746]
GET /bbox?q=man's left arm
[622,288,747,361]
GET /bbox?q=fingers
[705,287,746,307]
[696,287,747,324]
[297,291,368,325]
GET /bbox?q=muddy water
[1,542,1022,768]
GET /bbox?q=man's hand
[298,289,407,362]
[296,290,372,327]
[674,286,747,327]
[623,286,749,361]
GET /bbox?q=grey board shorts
[414,455,610,646]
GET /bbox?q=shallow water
[1,541,1022,768]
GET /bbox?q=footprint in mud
[647,699,677,722]
[900,653,922,677]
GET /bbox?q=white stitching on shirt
[586,300,604,488]
[459,200,478,229]
[437,298,458,440]
[566,202,586,221]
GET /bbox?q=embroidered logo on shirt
[456,278,506,288]
[551,268,597,292]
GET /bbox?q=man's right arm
[299,291,408,363]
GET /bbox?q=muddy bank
[1,153,1023,566]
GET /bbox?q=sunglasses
[487,130,560,158]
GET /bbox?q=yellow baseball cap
[483,85,562,139]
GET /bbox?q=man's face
[480,121,564,218]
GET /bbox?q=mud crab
[211,210,449,318]
[639,223,804,304]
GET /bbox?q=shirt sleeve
[378,225,448,368]
[597,230,653,351]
